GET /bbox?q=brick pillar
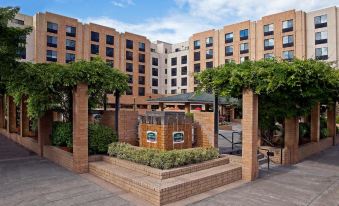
[230,108,235,122]
[185,102,190,113]
[7,96,16,133]
[20,98,30,137]
[311,102,320,142]
[284,117,299,165]
[73,83,88,173]
[0,96,5,129]
[327,103,336,145]
[242,89,259,181]
[38,111,53,156]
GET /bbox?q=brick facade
[193,112,217,147]
[0,96,5,129]
[6,96,17,133]
[311,102,320,142]
[284,117,299,164]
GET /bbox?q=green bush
[89,123,118,154]
[51,122,72,147]
[107,143,220,170]
[299,122,310,138]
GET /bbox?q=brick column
[73,83,88,173]
[311,102,320,142]
[230,108,235,122]
[20,98,30,137]
[0,96,5,129]
[38,111,53,156]
[327,103,336,145]
[284,117,299,165]
[185,102,190,113]
[7,96,17,133]
[242,89,259,181]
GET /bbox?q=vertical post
[242,89,259,181]
[20,98,30,137]
[0,96,4,129]
[327,103,336,146]
[185,102,191,113]
[311,102,320,142]
[159,102,164,111]
[214,94,219,148]
[7,96,16,133]
[284,117,299,165]
[73,83,89,173]
[38,111,53,156]
[115,90,120,137]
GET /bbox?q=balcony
[315,39,328,45]
[206,54,213,59]
[264,31,274,36]
[225,52,233,56]
[194,45,200,50]
[47,43,57,48]
[315,22,327,29]
[282,27,293,33]
[225,38,233,43]
[283,42,294,48]
[46,57,57,62]
[240,36,248,41]
[264,45,274,51]
[206,43,213,47]
[316,55,328,60]
[66,46,75,51]
[47,28,58,34]
[240,49,249,54]
[66,32,76,37]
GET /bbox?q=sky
[1,0,338,43]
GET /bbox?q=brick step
[101,155,230,179]
[89,160,242,205]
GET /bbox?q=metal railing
[219,131,242,153]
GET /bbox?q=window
[240,29,249,40]
[138,76,145,85]
[165,69,167,75]
[315,47,328,60]
[240,56,249,63]
[264,38,274,50]
[206,37,213,47]
[138,87,145,96]
[194,51,200,61]
[171,57,177,66]
[152,78,158,87]
[139,53,145,62]
[264,53,274,59]
[225,32,233,43]
[17,47,26,59]
[181,77,187,86]
[126,63,133,72]
[106,47,114,57]
[91,31,99,42]
[181,66,187,75]
[66,26,76,37]
[206,49,213,59]
[165,48,168,54]
[314,15,327,29]
[282,19,293,32]
[282,50,294,60]
[126,39,133,49]
[151,48,156,52]
[47,36,57,48]
[264,24,274,36]
[152,68,158,76]
[165,79,167,84]
[194,40,200,49]
[47,22,58,33]
[171,79,177,87]
[66,39,76,51]
[194,63,200,73]
[181,55,187,64]
[315,31,328,44]
[91,44,99,55]
[66,53,75,63]
[181,89,187,94]
[206,61,213,69]
[106,60,114,67]
[128,75,133,84]
[46,50,57,62]
[152,89,158,94]
[106,35,114,45]
[240,43,249,54]
[175,48,180,52]
[152,57,158,66]
[171,68,177,76]
[138,65,145,74]
[225,46,233,56]
[139,42,145,52]
[126,51,133,60]
[12,19,24,25]
[282,35,294,48]
[171,90,176,94]
[125,86,132,95]
[165,58,167,64]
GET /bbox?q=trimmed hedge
[51,122,117,154]
[107,143,220,170]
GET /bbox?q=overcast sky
[1,0,338,43]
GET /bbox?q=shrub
[89,123,118,154]
[51,122,72,147]
[299,122,310,139]
[107,143,220,170]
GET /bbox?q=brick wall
[193,112,216,148]
[298,136,339,161]
[43,145,74,171]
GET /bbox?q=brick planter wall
[43,145,74,171]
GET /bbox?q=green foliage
[51,122,72,147]
[336,116,339,124]
[299,122,310,139]
[320,116,328,139]
[89,123,118,154]
[107,143,220,170]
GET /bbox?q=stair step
[89,160,242,205]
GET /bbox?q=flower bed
[107,142,219,169]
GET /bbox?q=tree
[0,7,32,95]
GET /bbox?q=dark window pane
[126,39,133,49]
[152,57,158,66]
[106,35,114,45]
[91,31,99,42]
[66,26,76,37]
[171,57,177,66]
[91,44,99,54]
[126,51,133,60]
[181,55,187,64]
[138,65,145,74]
[126,63,133,72]
[106,47,114,57]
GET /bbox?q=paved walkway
[0,135,148,206]
[191,145,339,206]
